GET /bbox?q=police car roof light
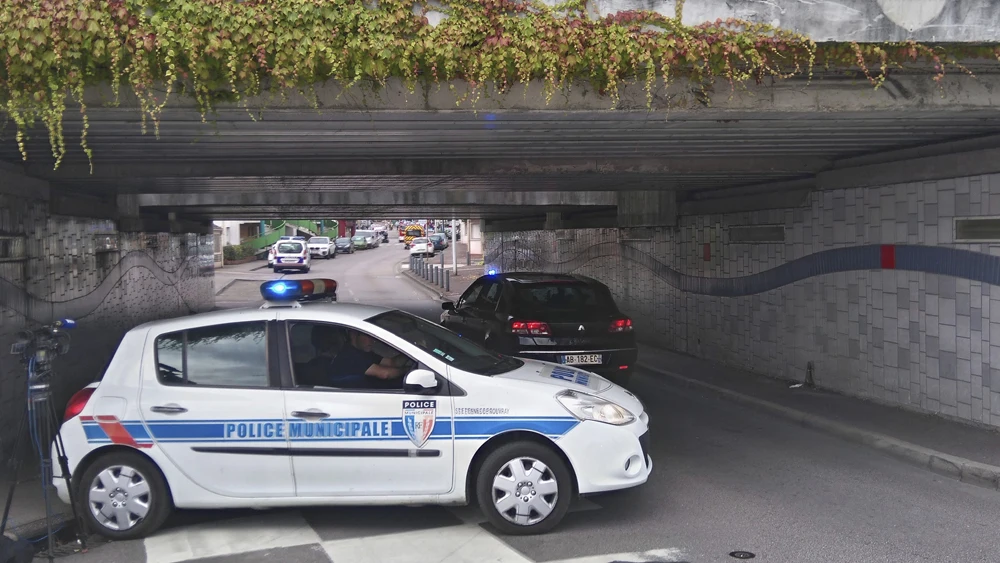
[260,279,338,304]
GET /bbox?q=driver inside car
[327,330,408,389]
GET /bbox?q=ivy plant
[0,0,994,169]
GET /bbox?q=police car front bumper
[558,415,652,495]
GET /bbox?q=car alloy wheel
[78,450,172,540]
[476,441,572,535]
[492,457,559,526]
[88,465,151,532]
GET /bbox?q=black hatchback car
[440,272,638,386]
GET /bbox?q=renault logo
[578,325,585,332]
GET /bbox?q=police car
[52,279,652,540]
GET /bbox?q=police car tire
[475,441,572,535]
[76,450,172,541]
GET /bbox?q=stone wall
[485,174,1000,428]
[587,1,1000,42]
[0,192,215,456]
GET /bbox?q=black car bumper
[515,346,638,376]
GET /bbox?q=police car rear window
[155,321,269,387]
[277,242,303,253]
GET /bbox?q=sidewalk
[637,344,1000,491]
[401,242,482,300]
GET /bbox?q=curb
[403,270,450,301]
[215,278,240,296]
[638,361,1000,492]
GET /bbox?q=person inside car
[327,330,408,389]
[297,325,345,386]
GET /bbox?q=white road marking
[546,549,687,563]
[143,511,321,563]
[448,497,601,526]
[321,524,532,563]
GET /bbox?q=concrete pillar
[117,194,144,232]
[617,190,677,228]
[544,212,566,230]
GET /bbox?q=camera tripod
[1,323,88,561]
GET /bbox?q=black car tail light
[609,318,633,333]
[510,320,551,336]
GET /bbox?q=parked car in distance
[428,233,448,251]
[440,272,638,387]
[351,235,369,250]
[272,240,311,273]
[307,237,336,259]
[334,237,355,254]
[409,237,435,257]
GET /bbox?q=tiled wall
[0,193,215,455]
[484,175,1000,428]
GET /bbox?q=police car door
[140,316,294,498]
[276,319,455,497]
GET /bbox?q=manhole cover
[729,551,756,560]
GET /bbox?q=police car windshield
[366,311,523,376]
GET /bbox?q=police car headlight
[555,390,634,426]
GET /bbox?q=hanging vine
[0,0,994,169]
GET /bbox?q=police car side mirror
[404,369,438,389]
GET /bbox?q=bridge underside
[4,74,1000,222]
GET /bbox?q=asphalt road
[58,243,1000,563]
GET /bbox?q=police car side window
[155,321,269,388]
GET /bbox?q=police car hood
[494,360,643,414]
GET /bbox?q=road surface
[59,242,1000,563]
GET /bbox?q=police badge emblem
[402,400,437,448]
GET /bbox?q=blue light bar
[260,279,338,301]
[486,268,498,276]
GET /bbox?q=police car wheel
[476,442,572,535]
[77,451,172,541]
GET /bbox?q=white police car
[52,279,651,540]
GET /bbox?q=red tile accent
[880,245,896,269]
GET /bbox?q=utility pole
[451,217,457,274]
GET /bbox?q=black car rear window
[513,282,617,312]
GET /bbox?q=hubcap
[492,457,558,526]
[88,465,152,531]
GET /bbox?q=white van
[272,240,311,273]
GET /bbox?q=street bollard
[438,266,444,288]
[422,260,428,280]
[440,251,445,269]
[445,269,450,292]
[432,265,437,285]
[435,266,441,287]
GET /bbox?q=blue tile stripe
[490,242,1000,297]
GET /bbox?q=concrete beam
[483,216,547,233]
[37,157,829,182]
[679,189,813,215]
[0,162,50,200]
[818,146,1000,191]
[617,190,677,228]
[48,190,117,220]
[69,72,1000,114]
[137,190,618,209]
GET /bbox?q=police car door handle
[150,404,188,414]
[292,410,330,420]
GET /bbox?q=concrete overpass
[5,0,1000,449]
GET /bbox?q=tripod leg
[50,413,88,550]
[29,397,57,562]
[0,409,28,538]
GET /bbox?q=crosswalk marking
[321,524,532,563]
[447,497,601,526]
[143,510,321,563]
